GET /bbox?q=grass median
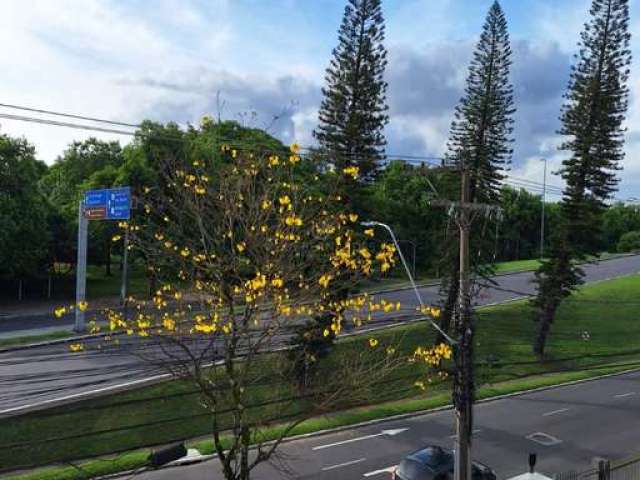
[3,273,640,479]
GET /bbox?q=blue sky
[1,0,639,199]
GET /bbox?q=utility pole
[454,168,473,480]
[430,167,500,480]
[540,157,547,259]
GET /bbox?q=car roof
[406,446,454,470]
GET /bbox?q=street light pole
[540,158,547,259]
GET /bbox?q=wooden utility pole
[430,167,500,480]
[454,168,473,480]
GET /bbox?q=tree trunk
[533,304,555,357]
[436,272,459,344]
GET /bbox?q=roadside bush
[617,230,640,252]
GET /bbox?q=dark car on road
[393,445,496,480]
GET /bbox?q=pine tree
[314,0,388,181]
[437,0,515,340]
[532,0,631,357]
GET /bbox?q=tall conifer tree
[533,0,631,356]
[314,0,388,180]
[437,1,515,339]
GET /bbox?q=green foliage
[617,230,640,252]
[558,0,631,256]
[0,134,51,279]
[533,0,632,356]
[602,203,640,250]
[445,0,514,202]
[361,160,450,273]
[437,0,515,338]
[314,0,389,180]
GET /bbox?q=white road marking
[313,428,408,450]
[526,432,562,446]
[364,465,397,477]
[614,392,636,398]
[322,458,366,471]
[542,407,570,416]
[448,429,482,439]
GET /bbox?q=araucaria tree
[438,0,515,339]
[314,0,389,181]
[532,0,631,357]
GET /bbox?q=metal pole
[454,169,472,480]
[412,241,416,280]
[540,158,547,259]
[120,227,130,321]
[120,228,129,304]
[75,201,88,332]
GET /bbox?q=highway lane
[122,370,640,480]
[1,254,639,415]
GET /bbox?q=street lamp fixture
[361,220,455,344]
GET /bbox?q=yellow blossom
[180,247,190,257]
[290,143,300,154]
[343,165,359,179]
[163,317,176,331]
[349,213,358,223]
[278,195,291,206]
[69,343,84,352]
[369,338,379,348]
[236,242,246,253]
[262,200,272,210]
[111,235,122,242]
[364,228,375,237]
[53,306,67,318]
[77,301,88,312]
[318,274,332,288]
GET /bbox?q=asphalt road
[121,370,640,480]
[1,255,639,416]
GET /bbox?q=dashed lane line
[363,465,397,477]
[542,408,570,417]
[322,458,366,471]
[614,392,636,398]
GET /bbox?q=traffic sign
[83,187,131,220]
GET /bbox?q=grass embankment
[3,274,640,479]
[0,332,73,349]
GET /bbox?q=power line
[1,103,636,202]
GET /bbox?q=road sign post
[75,187,131,332]
[75,201,88,332]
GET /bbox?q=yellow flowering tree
[79,145,418,480]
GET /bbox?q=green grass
[493,258,542,274]
[2,274,640,478]
[85,263,148,299]
[0,331,74,349]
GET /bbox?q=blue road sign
[84,187,131,220]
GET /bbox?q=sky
[1,0,640,200]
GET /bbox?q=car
[393,445,497,480]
